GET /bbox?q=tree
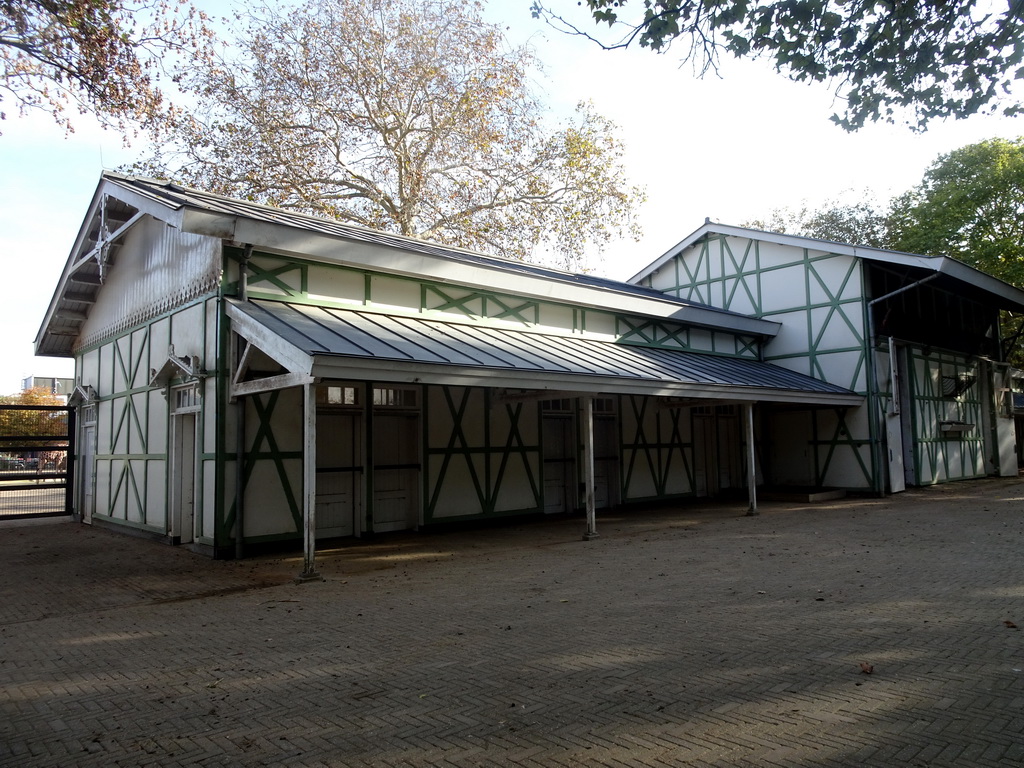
[134,0,643,269]
[889,137,1024,286]
[532,0,1024,131]
[744,194,890,248]
[0,0,212,133]
[0,387,67,461]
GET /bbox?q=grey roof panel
[234,299,855,401]
[100,173,767,322]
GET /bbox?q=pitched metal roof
[97,173,779,337]
[227,299,860,406]
[630,221,1024,313]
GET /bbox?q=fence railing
[0,404,75,519]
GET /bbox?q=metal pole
[745,402,758,516]
[582,396,598,540]
[65,407,76,517]
[298,382,322,582]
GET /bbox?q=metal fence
[0,404,74,519]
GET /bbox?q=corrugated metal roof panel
[233,299,856,401]
[100,173,765,322]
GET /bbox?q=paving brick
[4,479,1024,766]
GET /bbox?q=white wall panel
[170,304,204,358]
[538,303,574,333]
[308,265,364,306]
[146,460,166,528]
[371,274,419,311]
[759,266,808,313]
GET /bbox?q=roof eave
[229,217,781,338]
[35,174,188,356]
[630,222,1024,313]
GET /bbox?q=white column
[299,382,321,581]
[582,396,598,540]
[746,402,758,516]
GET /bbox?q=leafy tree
[134,0,643,269]
[0,387,67,458]
[745,195,890,248]
[888,137,1024,360]
[0,0,212,133]
[889,137,1024,285]
[533,0,1024,131]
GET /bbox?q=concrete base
[759,487,847,503]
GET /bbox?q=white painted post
[298,382,321,582]
[582,396,598,540]
[746,402,758,516]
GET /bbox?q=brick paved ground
[2,480,1024,767]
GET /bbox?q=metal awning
[226,299,861,406]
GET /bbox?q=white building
[36,174,1024,576]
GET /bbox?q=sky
[1,0,1022,394]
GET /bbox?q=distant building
[21,376,75,400]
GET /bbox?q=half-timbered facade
[36,176,1024,573]
[631,222,1024,494]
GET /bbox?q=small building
[35,174,1024,574]
[20,376,75,400]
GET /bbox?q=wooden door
[316,411,361,538]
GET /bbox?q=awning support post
[582,396,598,540]
[745,402,759,516]
[297,382,322,582]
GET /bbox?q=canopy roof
[227,299,860,406]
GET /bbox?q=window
[373,387,418,408]
[171,383,201,414]
[318,385,360,407]
[541,398,572,413]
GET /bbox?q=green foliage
[745,137,1024,362]
[0,0,212,133]
[134,0,644,269]
[534,0,1024,131]
[0,387,67,448]
[889,138,1024,286]
[744,194,890,248]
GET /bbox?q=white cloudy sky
[1,0,1022,393]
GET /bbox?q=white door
[542,415,574,513]
[372,412,419,532]
[79,424,96,524]
[768,410,813,486]
[316,411,361,538]
[170,413,196,544]
[885,413,906,493]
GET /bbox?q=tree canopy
[744,195,890,248]
[533,0,1024,131]
[0,387,67,452]
[888,137,1024,286]
[0,0,212,133]
[134,0,643,269]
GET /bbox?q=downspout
[234,244,252,560]
[866,273,939,494]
